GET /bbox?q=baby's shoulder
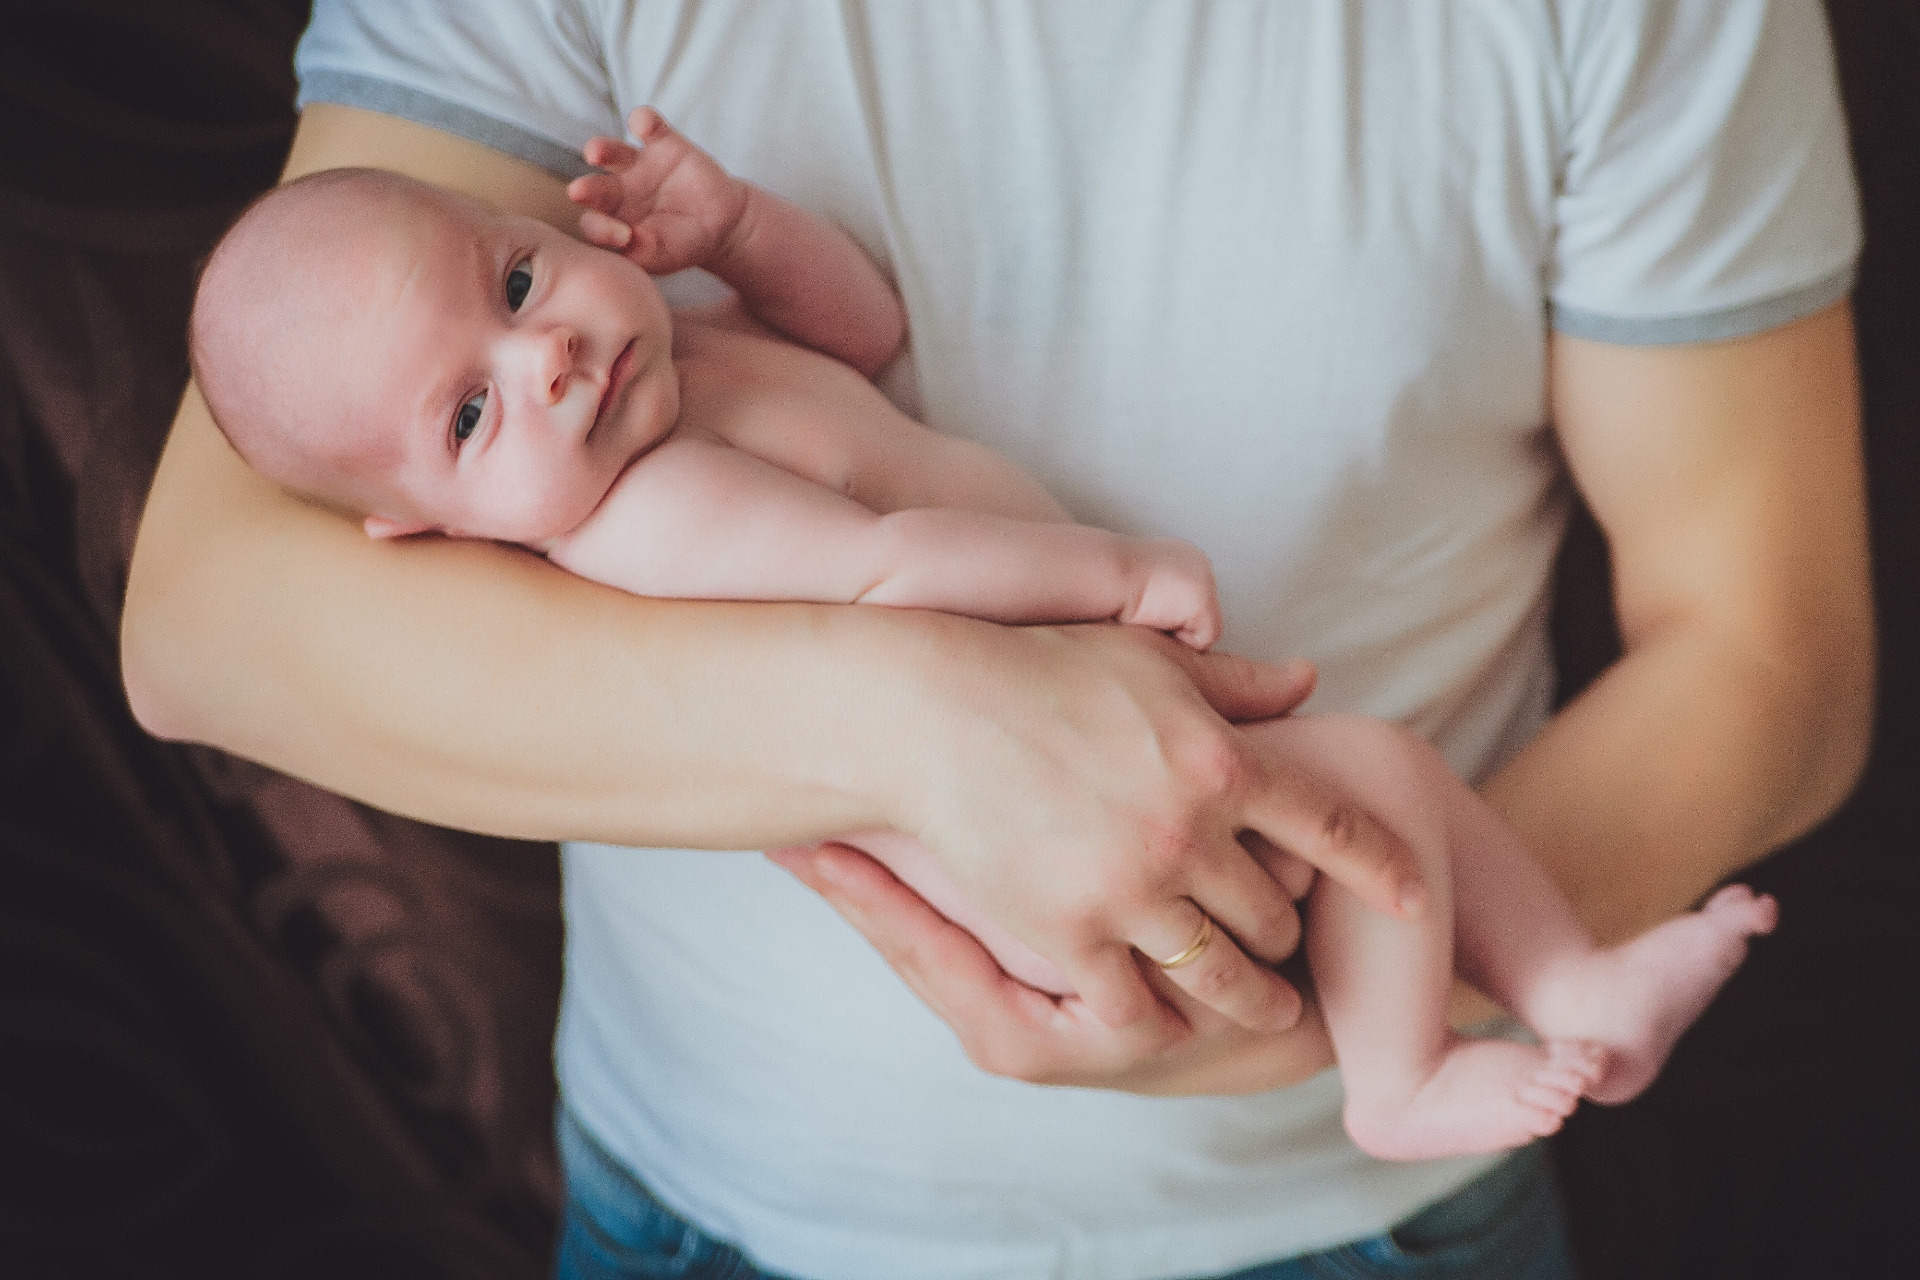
[674,307,873,418]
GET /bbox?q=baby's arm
[569,108,905,377]
[676,322,1075,525]
[546,433,1222,648]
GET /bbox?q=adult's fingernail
[1397,879,1428,919]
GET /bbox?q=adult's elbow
[1813,638,1876,822]
[119,582,200,743]
[118,531,233,745]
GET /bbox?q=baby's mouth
[591,338,638,440]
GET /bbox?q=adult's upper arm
[1532,0,1870,852]
[283,103,581,227]
[1550,301,1873,843]
[1471,1,1869,945]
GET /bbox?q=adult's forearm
[1483,615,1870,945]
[124,387,924,849]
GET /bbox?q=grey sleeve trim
[1549,264,1856,346]
[298,70,596,180]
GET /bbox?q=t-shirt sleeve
[295,0,622,181]
[1549,0,1860,344]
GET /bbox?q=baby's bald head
[188,168,467,516]
[189,165,681,547]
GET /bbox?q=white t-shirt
[298,3,1859,1277]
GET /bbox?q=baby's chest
[675,327,889,496]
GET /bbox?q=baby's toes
[1517,1043,1603,1132]
[1703,884,1779,937]
[1519,1076,1578,1113]
[1544,1039,1609,1093]
[1515,1084,1578,1137]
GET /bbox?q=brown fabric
[0,5,563,1277]
[0,2,1912,1277]
[1552,4,1920,1276]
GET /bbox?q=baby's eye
[454,392,486,445]
[506,260,533,311]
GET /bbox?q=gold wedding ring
[1152,915,1215,970]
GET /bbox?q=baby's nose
[524,328,580,403]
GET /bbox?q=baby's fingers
[626,105,670,145]
[567,171,630,217]
[581,136,640,173]
[578,207,634,251]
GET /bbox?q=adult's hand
[872,618,1421,1038]
[770,842,1337,1093]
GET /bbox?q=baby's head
[190,168,680,546]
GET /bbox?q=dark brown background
[1,3,1912,1276]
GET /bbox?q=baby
[189,108,1777,1161]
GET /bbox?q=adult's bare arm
[1485,301,1872,946]
[122,103,1416,1043]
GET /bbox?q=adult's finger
[1125,899,1303,1033]
[1162,646,1318,724]
[1236,830,1319,900]
[1242,762,1426,920]
[1185,839,1305,964]
[768,845,1188,1082]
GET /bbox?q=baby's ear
[363,514,433,540]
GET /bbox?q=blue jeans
[552,1107,1577,1280]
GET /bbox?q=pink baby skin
[190,108,1776,1161]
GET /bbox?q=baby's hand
[568,107,750,276]
[1123,539,1223,650]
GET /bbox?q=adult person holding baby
[122,3,1871,1278]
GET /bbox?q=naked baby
[188,108,1777,1161]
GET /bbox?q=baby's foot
[1343,1038,1605,1162]
[1535,884,1777,1105]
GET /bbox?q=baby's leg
[1249,717,1603,1160]
[1271,715,1776,1117]
[1439,783,1775,1103]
